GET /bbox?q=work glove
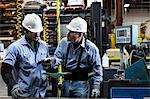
[91,88,100,98]
[11,84,23,99]
[41,57,55,70]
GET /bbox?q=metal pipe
[56,0,62,98]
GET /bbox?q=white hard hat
[66,17,87,33]
[22,13,43,33]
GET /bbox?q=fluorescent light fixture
[68,0,84,6]
[124,4,130,7]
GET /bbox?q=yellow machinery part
[56,0,62,97]
[110,33,116,48]
[43,14,48,43]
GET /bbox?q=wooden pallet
[0,2,16,8]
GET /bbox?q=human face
[27,31,40,41]
[67,31,82,43]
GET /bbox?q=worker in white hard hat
[53,17,103,98]
[1,13,49,98]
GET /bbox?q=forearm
[91,65,102,98]
[1,62,16,89]
[93,65,103,87]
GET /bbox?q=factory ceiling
[124,0,150,8]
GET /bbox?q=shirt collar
[19,35,28,45]
[80,36,86,48]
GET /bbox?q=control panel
[115,26,131,44]
[115,25,138,45]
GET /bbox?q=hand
[41,57,55,70]
[11,84,23,99]
[91,89,100,98]
[44,57,55,64]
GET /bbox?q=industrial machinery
[115,25,138,45]
[114,25,139,69]
[90,2,111,57]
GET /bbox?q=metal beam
[115,0,123,26]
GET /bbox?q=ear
[79,33,83,37]
[23,27,30,34]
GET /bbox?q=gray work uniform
[3,35,49,97]
[54,37,103,97]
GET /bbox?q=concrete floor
[0,74,7,96]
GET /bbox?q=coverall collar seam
[20,35,41,45]
[20,35,40,51]
[81,37,85,48]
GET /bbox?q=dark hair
[23,27,30,34]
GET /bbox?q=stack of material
[106,48,129,58]
[140,20,150,40]
[0,1,17,41]
[106,48,121,57]
[22,0,50,9]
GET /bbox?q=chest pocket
[21,53,34,68]
[40,52,47,60]
[23,53,31,62]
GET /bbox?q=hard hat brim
[66,24,86,33]
[22,23,43,33]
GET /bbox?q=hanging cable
[43,12,49,44]
[16,0,23,39]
